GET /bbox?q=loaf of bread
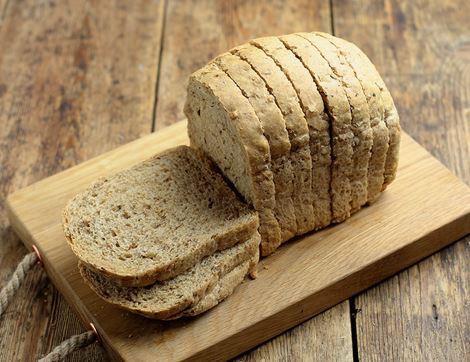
[63,145,258,287]
[65,31,400,320]
[186,31,400,255]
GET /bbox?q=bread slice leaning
[300,32,373,212]
[185,63,282,255]
[251,36,332,230]
[280,34,354,223]
[63,145,258,287]
[315,32,390,204]
[80,234,260,320]
[232,44,316,235]
[214,52,297,243]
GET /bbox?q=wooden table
[0,1,468,361]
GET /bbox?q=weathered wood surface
[333,0,470,360]
[155,0,332,129]
[0,0,164,360]
[237,301,353,362]
[0,0,468,360]
[6,124,470,361]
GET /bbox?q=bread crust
[302,33,373,212]
[251,36,332,230]
[215,52,297,243]
[165,246,259,319]
[233,44,316,235]
[280,34,354,223]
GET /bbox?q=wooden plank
[0,0,8,26]
[332,0,470,360]
[155,0,332,129]
[236,301,352,362]
[6,121,470,361]
[155,1,353,359]
[0,0,164,360]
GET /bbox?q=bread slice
[232,44,316,235]
[316,33,392,202]
[251,36,332,230]
[280,34,354,223]
[80,234,260,320]
[344,44,401,189]
[185,63,282,256]
[215,53,297,242]
[63,145,258,287]
[300,33,373,212]
[165,251,255,319]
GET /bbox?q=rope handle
[0,248,100,361]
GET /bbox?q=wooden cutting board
[6,120,470,361]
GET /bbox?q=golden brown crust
[251,36,332,230]
[281,33,354,223]
[233,43,316,235]
[215,52,297,242]
[304,32,373,212]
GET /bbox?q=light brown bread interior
[64,145,258,287]
[185,63,282,255]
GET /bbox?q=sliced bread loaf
[301,33,373,212]
[280,34,354,223]
[185,63,282,255]
[215,52,297,243]
[316,32,392,202]
[79,233,260,320]
[63,145,258,287]
[232,44,316,235]
[251,36,332,230]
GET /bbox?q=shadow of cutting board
[6,120,470,361]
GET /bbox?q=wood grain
[332,0,470,360]
[154,0,332,129]
[6,121,470,361]
[237,301,353,362]
[0,0,164,360]
[1,0,469,360]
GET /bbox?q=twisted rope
[39,330,96,362]
[0,251,38,317]
[0,250,98,361]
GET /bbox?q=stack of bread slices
[63,32,400,319]
[63,146,260,319]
